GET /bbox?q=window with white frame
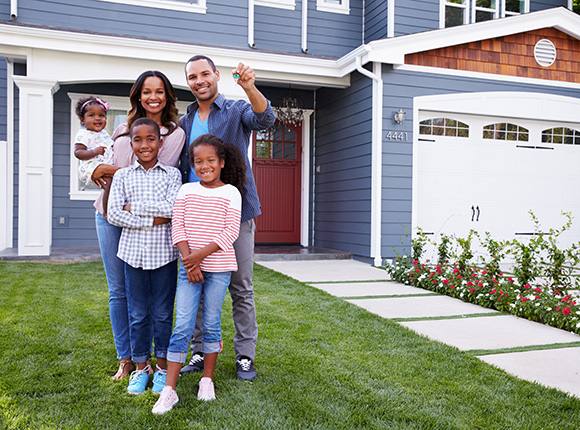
[419,118,470,137]
[68,93,189,200]
[444,0,469,28]
[502,0,529,17]
[473,0,498,23]
[542,127,580,145]
[483,122,529,141]
[255,0,295,10]
[98,0,206,14]
[317,0,350,15]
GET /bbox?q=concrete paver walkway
[259,259,580,398]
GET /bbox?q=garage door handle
[471,206,475,221]
[476,206,480,221]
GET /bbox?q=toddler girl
[74,96,114,211]
[152,134,245,415]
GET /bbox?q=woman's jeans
[125,260,177,364]
[95,212,131,360]
[167,266,231,363]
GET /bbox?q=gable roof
[338,7,580,73]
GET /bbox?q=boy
[107,117,182,395]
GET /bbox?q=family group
[73,55,276,415]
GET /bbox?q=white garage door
[415,111,580,252]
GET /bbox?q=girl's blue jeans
[167,266,231,363]
[95,212,131,360]
[125,260,177,364]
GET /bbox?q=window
[444,0,469,28]
[255,0,295,10]
[255,123,298,160]
[419,118,470,137]
[503,0,529,17]
[98,0,206,14]
[542,128,580,145]
[473,0,498,23]
[68,93,190,200]
[483,123,529,141]
[317,0,350,15]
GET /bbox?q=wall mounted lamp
[393,109,406,124]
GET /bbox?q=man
[178,55,275,380]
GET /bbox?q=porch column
[12,77,59,256]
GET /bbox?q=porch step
[254,246,351,262]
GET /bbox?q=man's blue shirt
[188,111,209,182]
[179,94,276,223]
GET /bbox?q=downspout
[10,0,17,19]
[568,0,573,11]
[301,0,308,53]
[248,0,255,48]
[355,56,383,267]
[387,0,395,38]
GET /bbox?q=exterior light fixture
[393,109,406,124]
[274,96,304,127]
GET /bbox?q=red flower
[413,259,419,266]
[415,268,421,273]
[491,289,497,294]
[467,281,474,287]
[521,297,529,303]
[450,285,456,289]
[534,287,542,293]
[432,279,437,284]
[471,273,478,278]
[563,307,571,316]
[477,281,483,287]
[555,306,561,312]
[436,265,442,274]
[535,295,541,300]
[481,270,488,275]
[453,268,459,274]
[507,277,513,283]
[442,279,449,285]
[523,283,531,289]
[457,275,463,280]
[561,295,571,303]
[469,288,475,294]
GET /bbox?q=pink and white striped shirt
[172,182,242,272]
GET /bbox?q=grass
[0,261,579,430]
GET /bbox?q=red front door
[253,123,302,244]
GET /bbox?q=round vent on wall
[534,39,557,67]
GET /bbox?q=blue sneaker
[152,367,167,395]
[127,365,151,395]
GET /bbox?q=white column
[0,139,7,251]
[12,77,59,256]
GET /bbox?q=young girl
[152,134,245,415]
[74,96,114,189]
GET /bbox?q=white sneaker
[152,386,179,415]
[197,377,216,401]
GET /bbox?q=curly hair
[75,96,107,121]
[126,70,179,136]
[189,134,246,192]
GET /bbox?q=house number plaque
[384,131,408,141]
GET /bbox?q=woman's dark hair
[190,134,246,192]
[130,117,161,139]
[126,70,179,136]
[75,96,108,121]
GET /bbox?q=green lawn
[1,261,579,430]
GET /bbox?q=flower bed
[386,256,580,335]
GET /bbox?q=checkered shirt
[107,161,181,270]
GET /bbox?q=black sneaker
[180,352,204,374]
[236,356,257,381]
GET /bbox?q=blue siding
[314,71,372,257]
[5,0,362,58]
[0,0,7,21]
[380,66,580,258]
[394,0,439,36]
[364,0,387,43]
[530,1,568,12]
[0,58,6,141]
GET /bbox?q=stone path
[259,259,580,398]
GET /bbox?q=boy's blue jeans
[95,212,131,360]
[125,260,177,364]
[167,266,231,363]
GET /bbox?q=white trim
[395,64,580,90]
[387,0,395,38]
[301,0,308,53]
[13,77,59,256]
[248,0,255,48]
[316,0,350,15]
[255,0,295,10]
[5,61,14,250]
[0,140,7,251]
[10,0,17,19]
[301,110,313,247]
[67,92,191,201]
[568,0,573,11]
[472,0,499,23]
[98,0,206,14]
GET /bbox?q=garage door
[415,111,580,254]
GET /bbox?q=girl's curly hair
[75,96,107,121]
[189,134,246,192]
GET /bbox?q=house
[0,0,578,265]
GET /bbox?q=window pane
[419,125,432,135]
[542,133,551,143]
[432,118,445,126]
[519,132,528,142]
[433,126,444,136]
[564,135,574,145]
[106,110,127,135]
[273,142,284,159]
[445,128,458,137]
[457,128,469,138]
[256,141,271,159]
[445,119,457,127]
[446,6,464,27]
[284,143,296,159]
[495,131,505,140]
[476,0,496,8]
[553,135,562,144]
[447,0,466,4]
[483,130,494,139]
[505,0,524,13]
[284,127,296,142]
[419,119,432,126]
[476,10,494,21]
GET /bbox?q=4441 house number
[384,131,408,141]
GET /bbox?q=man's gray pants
[190,219,258,360]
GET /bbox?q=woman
[91,71,185,380]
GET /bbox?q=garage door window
[419,118,469,137]
[541,128,580,145]
[483,122,528,141]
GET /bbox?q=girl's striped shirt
[172,182,242,272]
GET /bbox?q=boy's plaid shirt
[107,161,181,270]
